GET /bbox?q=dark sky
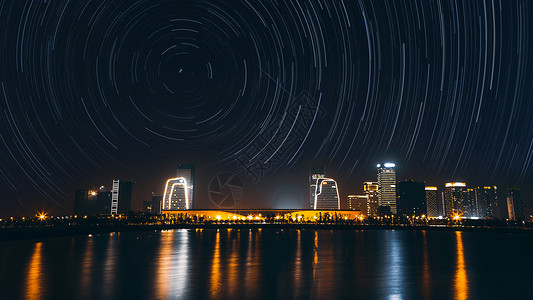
[1,0,532,217]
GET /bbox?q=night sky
[1,0,532,217]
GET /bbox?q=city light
[384,163,396,168]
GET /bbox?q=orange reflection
[293,230,302,299]
[210,230,221,297]
[454,231,468,300]
[421,231,431,300]
[156,230,174,298]
[26,242,44,300]
[80,238,94,294]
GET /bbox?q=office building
[347,195,367,214]
[364,182,379,216]
[314,178,340,210]
[377,163,397,214]
[96,187,112,215]
[397,180,426,216]
[444,182,476,218]
[163,177,190,210]
[425,186,439,218]
[506,188,524,221]
[474,186,499,218]
[111,180,134,214]
[74,189,98,215]
[178,164,195,209]
[309,166,326,209]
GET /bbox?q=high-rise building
[163,177,190,210]
[444,182,476,218]
[506,188,523,221]
[347,195,367,214]
[377,163,397,214]
[151,195,163,214]
[178,164,195,209]
[474,186,499,219]
[96,186,112,215]
[309,166,326,209]
[425,186,439,218]
[364,182,379,216]
[111,180,134,214]
[314,178,340,210]
[397,181,426,216]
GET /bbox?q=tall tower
[444,182,475,217]
[163,178,190,210]
[425,186,439,218]
[178,164,195,209]
[314,178,340,210]
[474,186,499,218]
[364,182,379,216]
[110,180,134,214]
[309,166,325,209]
[377,163,397,214]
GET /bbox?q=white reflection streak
[103,236,117,299]
[387,232,403,300]
[170,229,189,298]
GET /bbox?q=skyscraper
[377,163,397,214]
[178,164,195,209]
[506,188,523,221]
[444,182,476,218]
[364,182,379,217]
[309,166,325,209]
[314,178,340,210]
[111,180,134,214]
[74,189,88,215]
[474,186,499,218]
[397,180,426,216]
[425,186,439,218]
[163,178,190,210]
[151,195,163,214]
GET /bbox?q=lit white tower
[377,163,397,214]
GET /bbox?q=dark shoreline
[1,223,533,242]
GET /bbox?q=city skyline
[1,1,533,217]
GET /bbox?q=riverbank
[2,223,533,241]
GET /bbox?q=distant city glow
[446,182,467,187]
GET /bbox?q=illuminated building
[444,182,476,218]
[111,180,134,215]
[364,182,379,216]
[347,195,367,214]
[163,178,190,210]
[397,180,426,216]
[425,186,439,218]
[309,166,325,209]
[506,196,516,220]
[314,178,340,210]
[506,188,523,220]
[474,186,499,218]
[178,164,195,209]
[377,163,397,214]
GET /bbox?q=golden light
[453,214,461,221]
[275,216,280,220]
[232,215,237,220]
[216,215,221,221]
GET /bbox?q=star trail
[1,0,532,216]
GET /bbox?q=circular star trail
[1,0,533,215]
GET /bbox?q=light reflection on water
[6,229,532,299]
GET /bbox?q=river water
[1,229,532,299]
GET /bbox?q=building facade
[314,178,340,210]
[377,163,397,214]
[309,166,326,209]
[163,177,190,210]
[347,195,368,214]
[397,180,426,216]
[364,182,379,216]
[178,164,195,209]
[444,182,476,218]
[474,186,499,219]
[425,186,439,218]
